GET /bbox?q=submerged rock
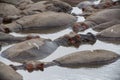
[0,61,23,80]
[0,12,77,33]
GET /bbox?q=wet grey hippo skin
[1,33,96,63]
[77,0,96,9]
[96,24,120,44]
[0,0,33,10]
[10,49,120,72]
[53,49,120,68]
[0,61,23,80]
[0,32,40,46]
[22,0,72,15]
[31,0,93,6]
[0,3,21,18]
[72,9,120,32]
[92,20,120,32]
[1,37,58,63]
[76,1,120,19]
[0,12,77,34]
[0,0,72,23]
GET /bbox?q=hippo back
[86,9,120,25]
[54,50,120,68]
[0,61,23,80]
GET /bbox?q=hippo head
[72,22,89,33]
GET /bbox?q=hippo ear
[0,24,10,33]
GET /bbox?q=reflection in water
[0,7,120,80]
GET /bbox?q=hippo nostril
[75,35,81,40]
[68,38,75,44]
[36,63,44,71]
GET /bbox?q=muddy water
[0,7,120,80]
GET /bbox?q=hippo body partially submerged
[0,61,23,80]
[1,38,59,63]
[73,9,120,32]
[12,49,120,72]
[0,0,33,9]
[1,12,77,33]
[0,3,21,17]
[1,33,96,63]
[96,24,120,44]
[0,32,40,46]
[53,50,120,68]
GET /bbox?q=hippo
[0,3,21,18]
[77,0,96,10]
[0,32,40,46]
[76,0,120,18]
[31,0,97,6]
[96,24,120,44]
[53,49,120,68]
[60,0,97,6]
[0,61,23,80]
[92,20,120,32]
[0,0,33,10]
[100,0,113,3]
[89,0,120,11]
[1,33,96,63]
[0,17,3,24]
[72,9,120,32]
[22,0,72,15]
[0,12,77,33]
[0,3,22,24]
[10,49,120,72]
